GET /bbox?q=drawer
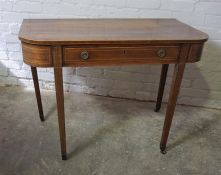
[63,46,180,66]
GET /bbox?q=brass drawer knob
[80,51,89,60]
[157,49,166,58]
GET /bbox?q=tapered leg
[31,66,44,121]
[54,67,67,160]
[160,63,186,154]
[155,64,169,112]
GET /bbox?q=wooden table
[18,19,208,160]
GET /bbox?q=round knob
[157,49,166,58]
[80,51,89,60]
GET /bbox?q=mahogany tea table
[18,19,208,160]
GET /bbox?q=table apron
[21,43,204,67]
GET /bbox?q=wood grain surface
[19,19,208,45]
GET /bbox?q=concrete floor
[0,86,220,175]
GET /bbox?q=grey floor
[0,86,220,175]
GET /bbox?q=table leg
[54,67,67,160]
[155,64,169,112]
[160,63,185,154]
[31,66,44,121]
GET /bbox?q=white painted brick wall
[1,0,221,109]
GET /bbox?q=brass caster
[62,154,67,160]
[160,144,167,154]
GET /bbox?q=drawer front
[63,46,180,66]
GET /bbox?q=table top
[19,18,208,45]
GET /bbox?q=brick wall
[0,0,221,109]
